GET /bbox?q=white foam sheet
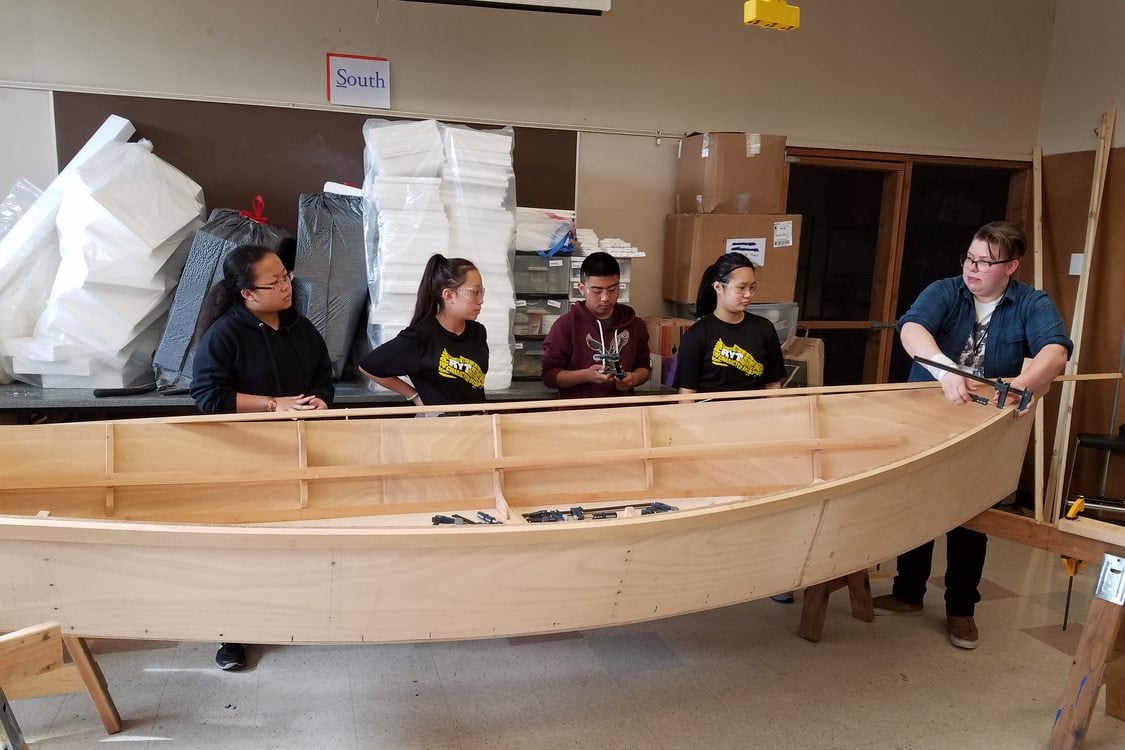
[17,140,204,384]
[0,115,135,382]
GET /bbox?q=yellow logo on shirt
[438,349,485,388]
[710,338,764,378]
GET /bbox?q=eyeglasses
[250,271,293,292]
[959,254,1012,272]
[720,281,758,296]
[457,286,486,301]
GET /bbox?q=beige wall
[1038,0,1125,154]
[576,132,678,317]
[2,0,1054,159]
[0,88,56,195]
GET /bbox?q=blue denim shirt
[897,276,1072,382]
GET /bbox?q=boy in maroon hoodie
[541,252,652,399]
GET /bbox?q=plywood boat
[0,385,1032,644]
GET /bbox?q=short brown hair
[974,221,1026,260]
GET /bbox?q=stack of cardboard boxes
[659,132,822,387]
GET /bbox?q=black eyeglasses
[250,271,293,292]
[959,254,1012,272]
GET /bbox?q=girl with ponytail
[359,253,489,406]
[673,253,785,395]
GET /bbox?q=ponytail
[411,253,478,326]
[194,244,277,343]
[693,253,756,318]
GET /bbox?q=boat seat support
[798,570,874,642]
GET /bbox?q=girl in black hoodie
[190,245,334,672]
[191,245,334,415]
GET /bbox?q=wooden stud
[1046,104,1117,522]
[641,408,655,490]
[491,414,511,521]
[61,637,121,734]
[808,395,822,482]
[1033,144,1046,523]
[104,424,115,515]
[296,421,309,510]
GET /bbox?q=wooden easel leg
[61,637,121,735]
[1049,555,1125,749]
[798,582,833,642]
[0,688,31,750]
[846,570,875,622]
[1104,618,1125,722]
[799,570,873,642]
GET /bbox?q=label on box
[745,132,761,157]
[548,259,564,267]
[546,299,563,308]
[515,299,528,307]
[514,342,525,350]
[773,220,794,247]
[725,237,767,266]
[701,133,711,158]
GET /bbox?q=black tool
[432,515,460,525]
[522,501,679,523]
[476,511,501,524]
[912,356,1033,411]
[593,352,625,379]
[452,513,478,524]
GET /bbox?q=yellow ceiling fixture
[744,0,800,30]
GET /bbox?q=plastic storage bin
[512,340,545,379]
[514,255,571,295]
[513,298,568,337]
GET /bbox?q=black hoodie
[191,304,334,414]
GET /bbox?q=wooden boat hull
[0,387,1032,644]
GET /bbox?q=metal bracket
[1094,553,1125,605]
[1,687,28,750]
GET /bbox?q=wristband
[921,353,957,382]
[404,392,418,401]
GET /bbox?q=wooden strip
[808,395,822,482]
[1046,104,1118,521]
[3,662,84,700]
[491,414,510,521]
[513,483,801,509]
[104,424,115,514]
[1049,593,1123,749]
[641,408,654,490]
[1033,145,1046,523]
[9,435,904,491]
[964,509,1125,561]
[0,622,62,686]
[296,421,309,510]
[61,636,121,734]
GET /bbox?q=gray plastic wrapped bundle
[152,197,292,391]
[293,191,369,380]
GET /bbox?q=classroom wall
[1038,0,1125,154]
[1,0,1054,160]
[0,88,56,195]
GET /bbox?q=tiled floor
[6,536,1123,749]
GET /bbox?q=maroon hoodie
[540,301,652,399]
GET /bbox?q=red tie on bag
[239,195,269,224]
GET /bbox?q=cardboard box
[662,213,801,304]
[641,316,695,389]
[782,336,824,388]
[675,133,787,215]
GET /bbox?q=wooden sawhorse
[1050,552,1125,749]
[798,569,875,642]
[1,624,121,749]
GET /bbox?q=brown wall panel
[1042,147,1125,501]
[53,92,577,233]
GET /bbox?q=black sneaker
[770,591,795,604]
[215,642,246,671]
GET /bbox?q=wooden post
[1033,145,1046,522]
[1046,103,1117,522]
[1049,553,1125,749]
[61,637,121,734]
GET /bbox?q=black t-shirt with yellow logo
[359,317,488,405]
[673,313,784,393]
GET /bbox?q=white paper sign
[726,237,767,266]
[326,53,390,109]
[773,220,794,248]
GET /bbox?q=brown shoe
[947,616,979,649]
[872,594,924,616]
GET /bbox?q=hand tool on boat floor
[523,501,677,523]
[1061,497,1089,631]
[912,356,1033,411]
